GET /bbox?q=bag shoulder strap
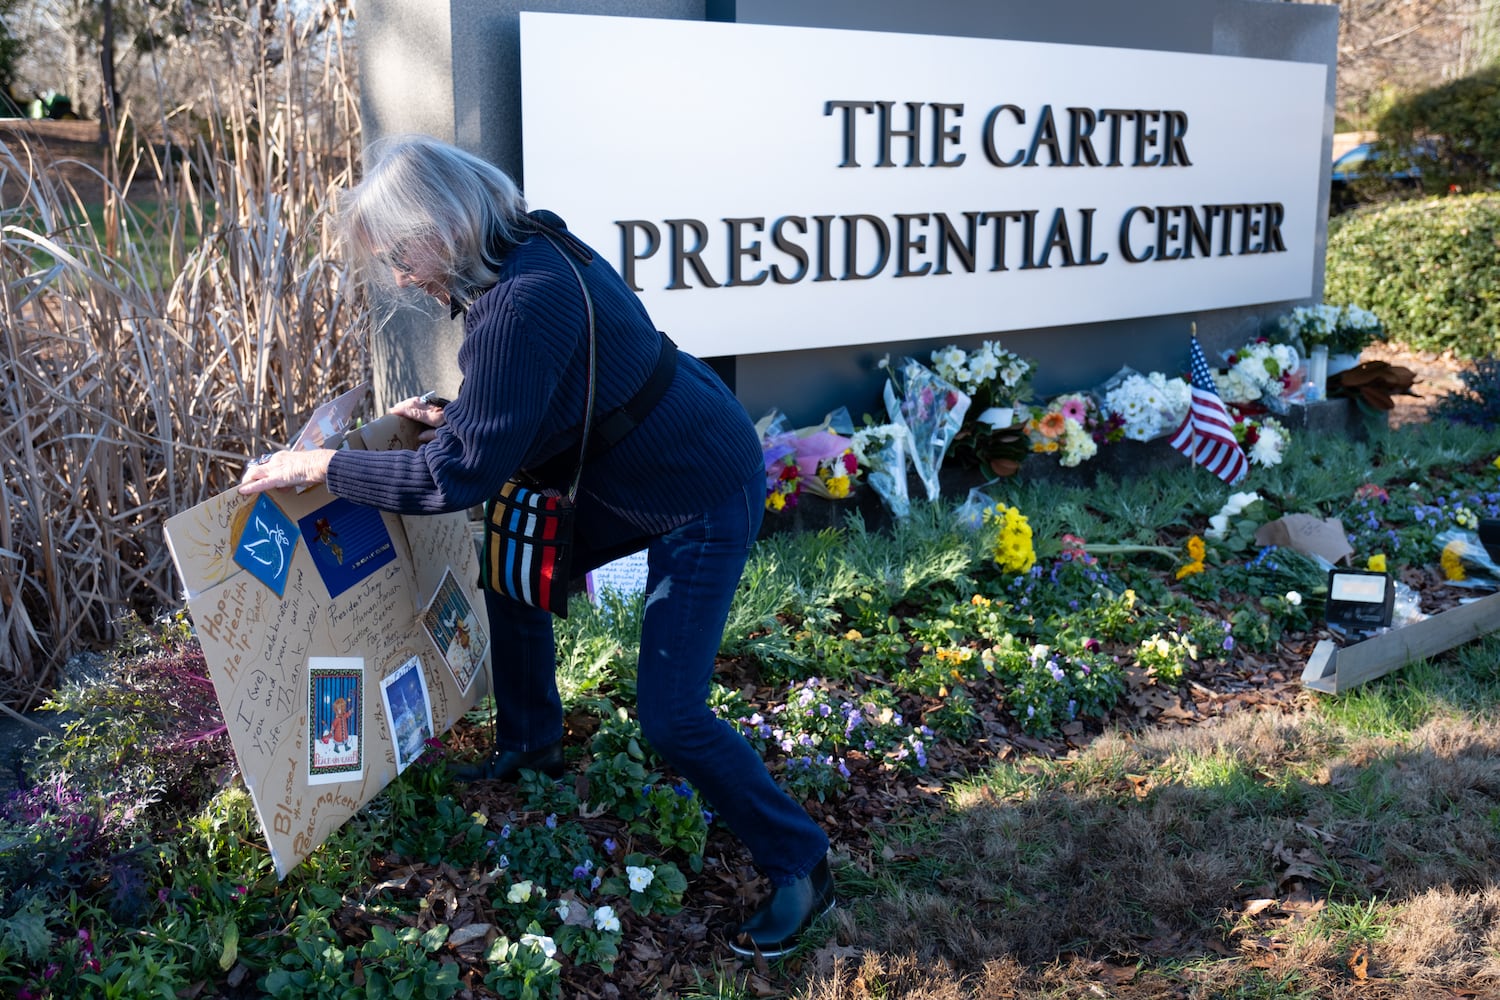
[537,231,596,503]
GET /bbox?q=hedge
[1324,192,1500,360]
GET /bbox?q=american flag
[1168,336,1249,485]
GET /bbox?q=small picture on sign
[232,493,298,597]
[308,657,364,785]
[297,497,397,598]
[380,655,434,775]
[420,568,487,694]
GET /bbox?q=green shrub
[1375,66,1500,194]
[1324,193,1500,359]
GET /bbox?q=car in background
[1330,141,1434,212]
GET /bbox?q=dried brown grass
[795,710,1500,999]
[0,5,365,703]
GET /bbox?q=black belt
[587,333,678,460]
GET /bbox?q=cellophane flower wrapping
[792,408,862,500]
[1096,366,1191,442]
[756,409,803,511]
[1216,339,1301,414]
[1434,528,1500,589]
[851,422,911,519]
[882,357,971,502]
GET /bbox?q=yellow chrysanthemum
[1441,541,1467,581]
[824,476,851,499]
[1175,561,1205,581]
[1186,535,1206,562]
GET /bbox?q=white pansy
[1285,591,1302,606]
[555,899,571,922]
[626,865,655,892]
[593,905,621,933]
[506,880,533,904]
[1225,491,1260,515]
[1206,513,1231,540]
[520,933,557,958]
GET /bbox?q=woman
[238,134,832,957]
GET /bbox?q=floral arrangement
[983,502,1036,574]
[1215,338,1301,411]
[757,410,804,511]
[1098,368,1192,442]
[757,410,864,510]
[1232,412,1290,468]
[929,341,1034,412]
[1023,393,1101,467]
[930,341,1035,477]
[1279,303,1383,357]
[851,422,911,518]
[881,356,971,501]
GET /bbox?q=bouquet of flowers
[756,410,803,511]
[1023,393,1101,467]
[1231,411,1289,468]
[1096,367,1192,442]
[851,421,911,518]
[1215,338,1300,413]
[930,341,1035,476]
[791,408,861,500]
[929,341,1034,412]
[881,356,971,501]
[1279,303,1382,357]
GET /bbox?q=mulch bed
[334,558,1476,999]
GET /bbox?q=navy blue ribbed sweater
[326,228,764,535]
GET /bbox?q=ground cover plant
[4,415,1500,999]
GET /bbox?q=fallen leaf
[447,923,493,949]
[1348,944,1369,980]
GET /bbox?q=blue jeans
[483,470,829,884]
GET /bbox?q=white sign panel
[521,13,1327,358]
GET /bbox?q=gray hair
[337,134,529,304]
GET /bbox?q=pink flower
[1059,397,1087,424]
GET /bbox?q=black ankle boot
[452,741,565,782]
[728,857,835,958]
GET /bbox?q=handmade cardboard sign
[164,413,487,878]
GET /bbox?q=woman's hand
[239,449,335,495]
[390,394,448,442]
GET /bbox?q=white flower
[1224,491,1261,516]
[960,352,996,383]
[626,865,655,892]
[519,932,557,958]
[593,905,621,933]
[1058,420,1097,467]
[1249,424,1286,467]
[1285,591,1302,606]
[1206,513,1230,540]
[931,346,967,382]
[506,880,534,904]
[555,899,571,922]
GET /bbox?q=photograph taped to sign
[231,493,298,597]
[298,497,398,598]
[308,657,364,785]
[381,655,435,775]
[421,567,488,695]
